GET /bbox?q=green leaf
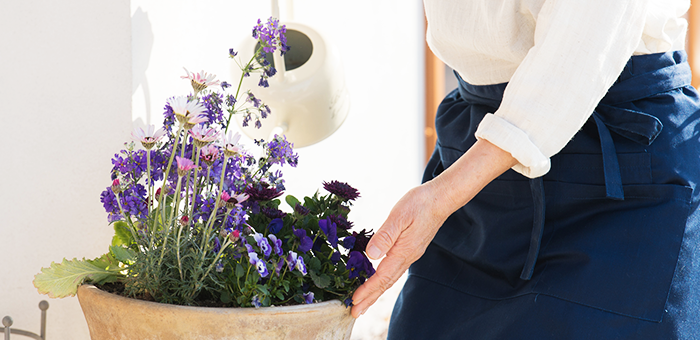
[308,256,322,272]
[33,257,124,298]
[285,195,300,210]
[257,285,270,295]
[275,290,284,300]
[310,271,331,289]
[220,290,232,304]
[109,245,136,264]
[113,221,133,245]
[235,263,245,279]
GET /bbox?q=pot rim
[78,284,350,315]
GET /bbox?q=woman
[352,0,700,338]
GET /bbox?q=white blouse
[424,0,690,178]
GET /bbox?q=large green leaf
[285,195,300,210]
[33,257,123,298]
[113,221,133,245]
[110,245,136,264]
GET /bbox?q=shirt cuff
[475,113,550,178]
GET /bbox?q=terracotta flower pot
[76,285,356,340]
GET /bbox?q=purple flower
[228,48,238,58]
[343,236,356,250]
[268,218,284,234]
[275,257,285,276]
[294,203,310,215]
[344,298,353,307]
[248,252,269,278]
[346,251,374,281]
[286,251,307,275]
[318,217,338,248]
[268,234,283,256]
[252,295,262,308]
[331,251,341,264]
[215,261,224,273]
[323,180,360,201]
[267,134,298,167]
[303,292,314,304]
[295,256,308,275]
[293,228,313,253]
[213,237,221,253]
[253,233,272,258]
[252,17,289,55]
[221,81,231,89]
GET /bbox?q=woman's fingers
[351,249,409,317]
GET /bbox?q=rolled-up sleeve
[474,0,649,178]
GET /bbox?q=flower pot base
[77,285,355,340]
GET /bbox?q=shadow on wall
[132,7,153,127]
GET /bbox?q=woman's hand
[350,139,518,318]
[350,181,450,318]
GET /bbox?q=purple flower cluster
[252,17,289,55]
[266,135,298,167]
[100,184,148,220]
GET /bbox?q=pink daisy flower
[168,96,208,130]
[131,125,166,150]
[181,68,221,94]
[221,131,243,157]
[175,156,196,177]
[189,124,219,148]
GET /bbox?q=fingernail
[367,245,381,259]
[359,308,368,317]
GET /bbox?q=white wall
[0,1,131,339]
[1,1,424,339]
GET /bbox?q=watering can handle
[271,0,286,81]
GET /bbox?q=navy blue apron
[388,51,700,339]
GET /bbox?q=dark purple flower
[342,236,356,250]
[268,218,284,234]
[351,229,373,253]
[323,181,360,201]
[245,184,283,201]
[318,217,338,248]
[329,214,353,230]
[346,251,375,281]
[228,48,238,58]
[294,203,310,215]
[331,251,341,264]
[293,228,313,253]
[344,298,353,307]
[262,208,287,220]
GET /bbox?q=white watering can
[231,4,349,148]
